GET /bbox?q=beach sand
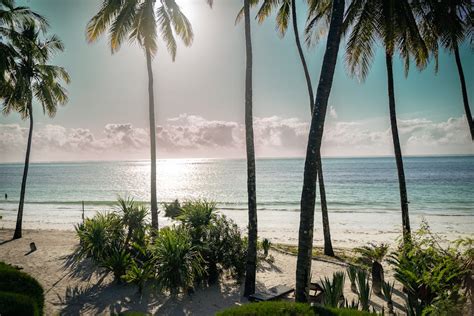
[0,229,408,315]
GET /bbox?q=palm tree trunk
[385,52,410,241]
[13,100,33,239]
[145,49,158,230]
[291,0,334,257]
[243,0,258,298]
[295,0,344,302]
[453,45,473,140]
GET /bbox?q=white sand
[0,229,408,315]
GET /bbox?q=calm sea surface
[0,156,473,241]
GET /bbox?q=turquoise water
[0,156,472,244]
[1,156,473,213]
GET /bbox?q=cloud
[0,114,472,162]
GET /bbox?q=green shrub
[0,265,44,314]
[355,269,371,311]
[117,197,149,246]
[217,302,376,316]
[0,291,40,316]
[388,221,471,315]
[217,301,315,316]
[152,226,204,295]
[262,238,271,258]
[163,199,182,219]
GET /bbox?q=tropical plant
[1,16,69,240]
[116,197,149,246]
[388,221,471,315]
[295,0,345,302]
[344,0,432,243]
[86,0,211,230]
[417,0,473,140]
[262,238,271,258]
[255,0,335,258]
[347,265,358,293]
[320,271,346,308]
[123,243,156,295]
[354,243,389,295]
[381,281,395,314]
[163,199,182,219]
[356,269,371,311]
[152,226,205,295]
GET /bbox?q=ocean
[1,156,473,246]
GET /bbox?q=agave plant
[262,238,271,258]
[346,265,358,293]
[382,281,395,315]
[116,196,149,246]
[320,271,345,308]
[356,269,371,311]
[152,226,205,295]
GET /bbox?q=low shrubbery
[73,197,247,295]
[217,302,375,316]
[388,221,473,315]
[0,262,44,316]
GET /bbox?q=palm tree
[242,0,258,297]
[295,0,345,302]
[86,0,197,230]
[1,21,70,239]
[256,0,335,257]
[344,0,430,242]
[419,0,473,140]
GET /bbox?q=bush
[0,291,40,316]
[163,199,182,219]
[0,264,44,314]
[152,226,204,295]
[217,301,315,316]
[320,272,345,308]
[388,221,472,315]
[217,302,376,316]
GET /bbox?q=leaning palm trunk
[291,0,334,257]
[453,44,473,140]
[295,0,344,302]
[146,49,158,230]
[14,100,33,239]
[385,52,410,242]
[243,0,257,297]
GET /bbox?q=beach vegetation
[261,238,271,258]
[0,262,44,315]
[354,243,389,294]
[381,281,395,314]
[163,199,182,219]
[321,271,346,308]
[346,266,358,293]
[355,269,371,312]
[388,222,472,315]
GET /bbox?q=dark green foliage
[217,301,315,316]
[346,266,358,291]
[382,281,394,303]
[388,222,471,315]
[163,199,182,219]
[320,272,345,308]
[355,270,371,311]
[354,243,389,268]
[313,305,376,316]
[0,291,40,316]
[262,238,271,258]
[152,226,204,295]
[0,263,44,315]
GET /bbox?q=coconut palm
[344,0,430,242]
[418,0,473,140]
[256,0,335,257]
[1,21,70,239]
[86,0,206,230]
[295,0,345,302]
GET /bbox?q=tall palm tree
[1,22,70,239]
[295,0,345,302]
[86,0,197,230]
[419,0,473,140]
[242,0,258,297]
[256,0,335,257]
[344,0,430,242]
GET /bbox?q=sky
[1,0,473,162]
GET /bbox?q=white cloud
[0,114,472,162]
